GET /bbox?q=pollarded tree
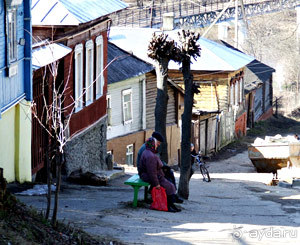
[177,30,201,199]
[148,33,180,163]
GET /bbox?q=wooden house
[217,41,275,129]
[107,42,183,166]
[109,27,254,156]
[0,0,32,183]
[31,0,127,176]
[244,59,274,128]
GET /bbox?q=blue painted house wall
[0,0,32,116]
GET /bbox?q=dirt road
[16,149,300,244]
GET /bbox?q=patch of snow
[16,184,56,196]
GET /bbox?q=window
[126,144,134,165]
[230,83,234,106]
[234,82,238,105]
[107,150,114,163]
[96,35,104,98]
[239,78,243,104]
[122,89,132,123]
[74,44,83,110]
[107,94,112,126]
[85,40,94,105]
[8,8,17,62]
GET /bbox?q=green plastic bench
[124,174,150,207]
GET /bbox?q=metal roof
[109,27,255,72]
[60,0,128,23]
[31,0,128,26]
[32,43,72,70]
[107,42,153,84]
[217,40,275,83]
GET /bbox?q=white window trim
[234,82,238,106]
[74,44,83,111]
[85,40,94,106]
[96,35,104,99]
[107,94,112,127]
[230,83,234,106]
[122,89,133,124]
[8,8,17,63]
[239,78,243,104]
[126,144,134,165]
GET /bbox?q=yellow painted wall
[0,99,32,183]
[0,105,16,181]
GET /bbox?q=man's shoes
[174,195,184,204]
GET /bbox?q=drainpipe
[24,0,32,101]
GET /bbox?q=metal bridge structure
[110,0,300,28]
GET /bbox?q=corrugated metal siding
[254,86,263,121]
[59,0,128,23]
[264,79,272,110]
[107,76,144,140]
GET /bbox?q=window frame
[126,144,134,165]
[107,94,112,126]
[122,89,133,124]
[74,44,83,111]
[85,40,94,106]
[239,78,243,104]
[230,83,234,106]
[7,7,17,63]
[107,150,114,163]
[96,35,104,99]
[234,81,238,106]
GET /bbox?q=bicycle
[192,151,211,182]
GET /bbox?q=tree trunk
[178,58,194,199]
[155,60,169,163]
[52,152,62,227]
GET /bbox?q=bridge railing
[110,0,299,28]
[110,0,230,27]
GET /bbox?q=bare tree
[31,50,73,225]
[148,33,180,163]
[177,30,201,200]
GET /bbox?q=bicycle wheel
[200,165,211,182]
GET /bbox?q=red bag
[150,186,168,211]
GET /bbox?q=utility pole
[202,0,234,38]
[150,0,154,28]
[235,0,239,48]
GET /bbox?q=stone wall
[64,116,107,176]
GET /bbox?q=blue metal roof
[31,0,128,26]
[58,0,128,23]
[107,42,154,84]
